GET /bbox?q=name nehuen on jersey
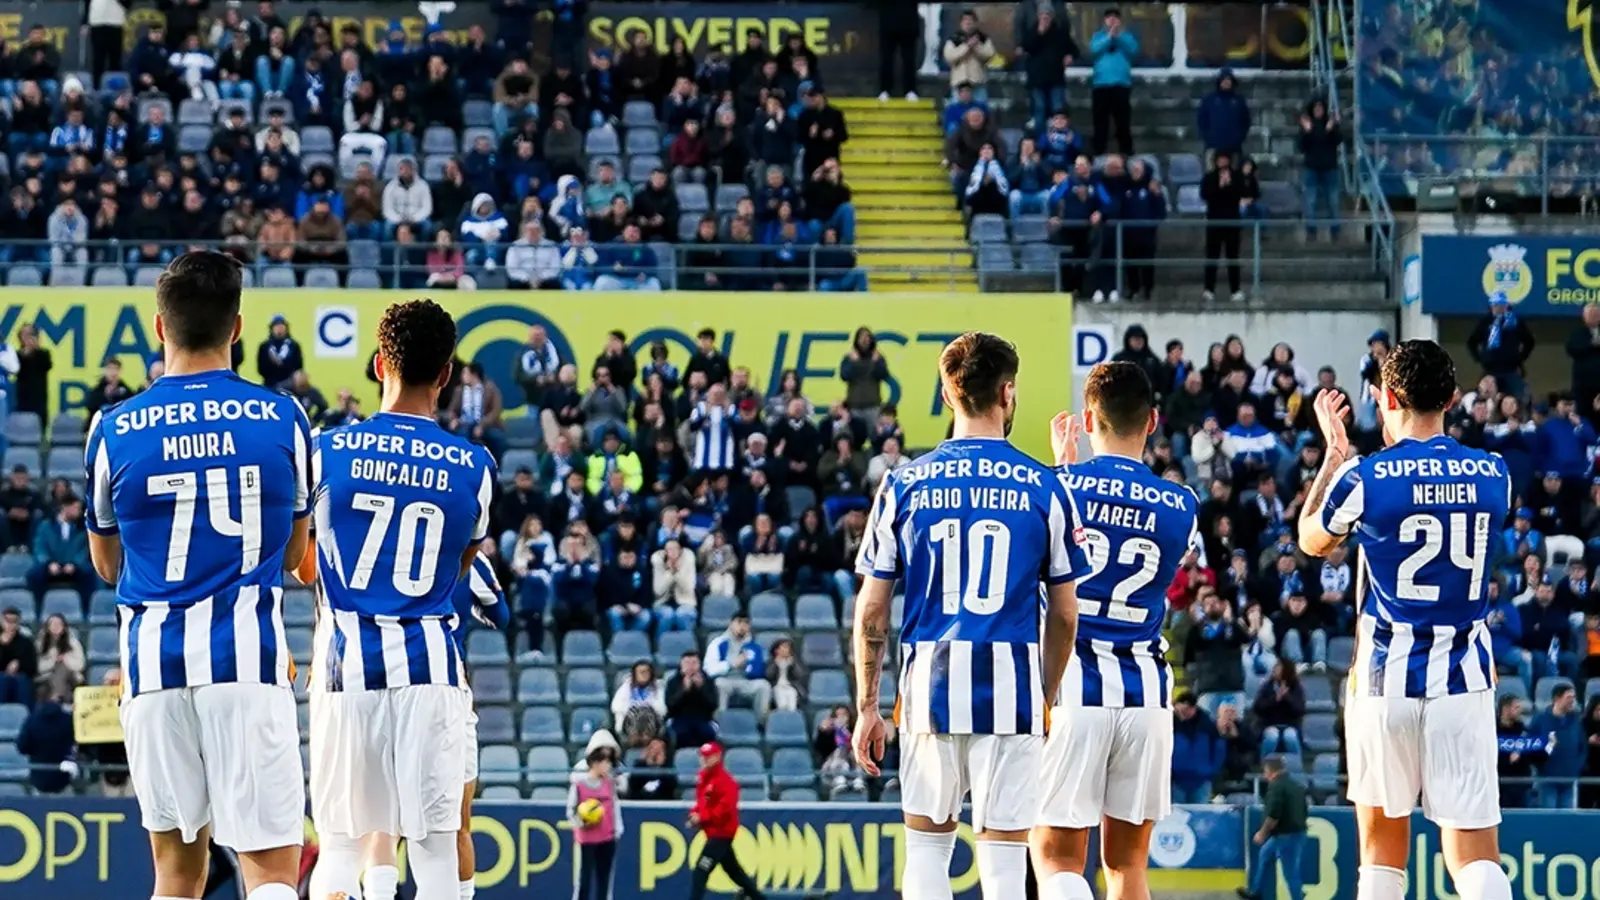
[328,428,479,491]
[1371,457,1501,506]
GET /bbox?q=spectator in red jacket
[1167,549,1217,614]
[687,742,765,900]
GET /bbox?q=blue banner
[1420,234,1600,317]
[1244,808,1600,900]
[0,798,1244,898]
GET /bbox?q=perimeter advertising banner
[0,798,1244,897]
[1244,808,1600,900]
[1418,234,1600,317]
[0,290,1072,459]
[0,0,1324,75]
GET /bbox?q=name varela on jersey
[86,371,312,698]
[1322,436,1511,699]
[1058,456,1199,709]
[858,438,1088,736]
[312,413,495,694]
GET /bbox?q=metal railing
[0,222,1383,296]
[1310,0,1394,275]
[1360,134,1600,213]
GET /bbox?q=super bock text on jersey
[85,371,313,696]
[856,438,1088,735]
[1059,455,1199,708]
[1320,437,1512,698]
[310,413,496,693]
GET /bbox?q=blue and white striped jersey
[1058,455,1199,708]
[689,401,737,471]
[310,412,496,693]
[1320,435,1511,699]
[84,369,313,698]
[856,437,1088,735]
[453,553,510,643]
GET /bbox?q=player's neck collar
[376,410,437,423]
[160,367,234,381]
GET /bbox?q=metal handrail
[1311,0,1395,279]
[1360,133,1600,215]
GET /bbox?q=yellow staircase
[834,97,976,293]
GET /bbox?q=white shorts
[309,684,468,840]
[1036,705,1173,828]
[1345,690,1500,829]
[463,702,479,784]
[899,731,1042,832]
[121,683,305,853]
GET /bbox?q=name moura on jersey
[112,397,285,461]
[900,457,1043,513]
[327,427,479,490]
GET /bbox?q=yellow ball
[577,798,605,826]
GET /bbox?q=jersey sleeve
[855,474,903,579]
[1319,456,1365,537]
[84,411,117,535]
[472,461,496,542]
[468,555,511,630]
[1045,472,1089,585]
[290,403,314,519]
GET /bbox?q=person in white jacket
[168,33,219,102]
[1248,342,1313,395]
[651,539,697,633]
[381,157,433,235]
[458,193,510,268]
[560,226,600,290]
[610,661,668,746]
[46,198,88,270]
[506,220,563,289]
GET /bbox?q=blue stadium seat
[783,486,816,522]
[1168,153,1203,187]
[0,744,28,781]
[49,414,84,446]
[801,632,844,669]
[177,99,211,125]
[1303,676,1335,713]
[99,71,130,92]
[748,592,789,630]
[562,631,605,667]
[1327,637,1355,673]
[503,416,541,449]
[810,670,851,708]
[676,183,709,213]
[1310,753,1341,795]
[622,101,657,129]
[285,627,314,663]
[624,128,660,156]
[770,748,816,789]
[529,785,568,800]
[978,245,1015,271]
[674,747,701,777]
[50,266,86,287]
[6,413,40,446]
[970,214,1007,244]
[214,99,253,124]
[518,668,561,705]
[473,667,513,705]
[303,266,340,288]
[467,629,510,665]
[0,563,31,592]
[764,710,808,748]
[793,594,836,630]
[564,668,609,706]
[132,266,164,286]
[0,588,30,617]
[88,627,120,664]
[259,98,294,121]
[1497,676,1529,702]
[676,216,701,242]
[462,127,497,151]
[568,707,608,744]
[301,126,335,154]
[714,183,749,212]
[463,100,494,128]
[0,704,26,741]
[498,450,539,484]
[178,124,211,153]
[1176,183,1205,216]
[1019,243,1059,272]
[1012,215,1049,244]
[526,746,572,785]
[627,155,662,185]
[656,630,697,667]
[606,630,651,666]
[477,745,522,786]
[699,593,739,627]
[723,747,765,785]
[1302,713,1339,754]
[514,706,564,747]
[1536,676,1575,710]
[261,267,297,288]
[584,126,621,156]
[422,126,458,156]
[480,785,522,800]
[779,787,819,802]
[1260,181,1299,218]
[281,589,315,627]
[422,155,450,181]
[39,590,82,625]
[5,266,41,287]
[347,239,380,270]
[88,590,118,626]
[718,709,760,747]
[46,448,82,482]
[90,266,127,287]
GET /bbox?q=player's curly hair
[1380,339,1456,414]
[376,299,457,387]
[155,251,242,351]
[1083,361,1154,436]
[939,332,1019,417]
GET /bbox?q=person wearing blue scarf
[1469,292,1536,400]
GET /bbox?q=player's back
[1326,435,1510,698]
[85,369,312,696]
[312,412,495,693]
[1060,454,1198,707]
[858,436,1078,735]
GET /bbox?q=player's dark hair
[1081,361,1153,437]
[1380,340,1456,414]
[939,332,1019,417]
[376,299,457,387]
[154,251,242,352]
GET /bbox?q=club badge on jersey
[1320,436,1511,699]
[1058,455,1200,709]
[310,412,496,693]
[84,370,313,698]
[855,437,1088,736]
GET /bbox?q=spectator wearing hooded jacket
[1018,6,1080,130]
[560,226,600,289]
[945,106,1002,193]
[459,192,510,267]
[1048,170,1105,293]
[1469,293,1537,401]
[1299,97,1343,241]
[1112,325,1165,391]
[1119,158,1166,300]
[942,82,989,136]
[1037,110,1084,177]
[1171,691,1226,803]
[1538,395,1597,480]
[1006,136,1053,218]
[1197,68,1251,164]
[256,315,303,389]
[381,157,432,238]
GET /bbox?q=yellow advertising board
[0,290,1072,460]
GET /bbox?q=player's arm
[462,463,498,581]
[1042,475,1089,703]
[283,411,317,575]
[850,476,902,776]
[84,413,122,584]
[468,549,511,630]
[1299,454,1362,558]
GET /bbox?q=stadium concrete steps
[838,97,974,292]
